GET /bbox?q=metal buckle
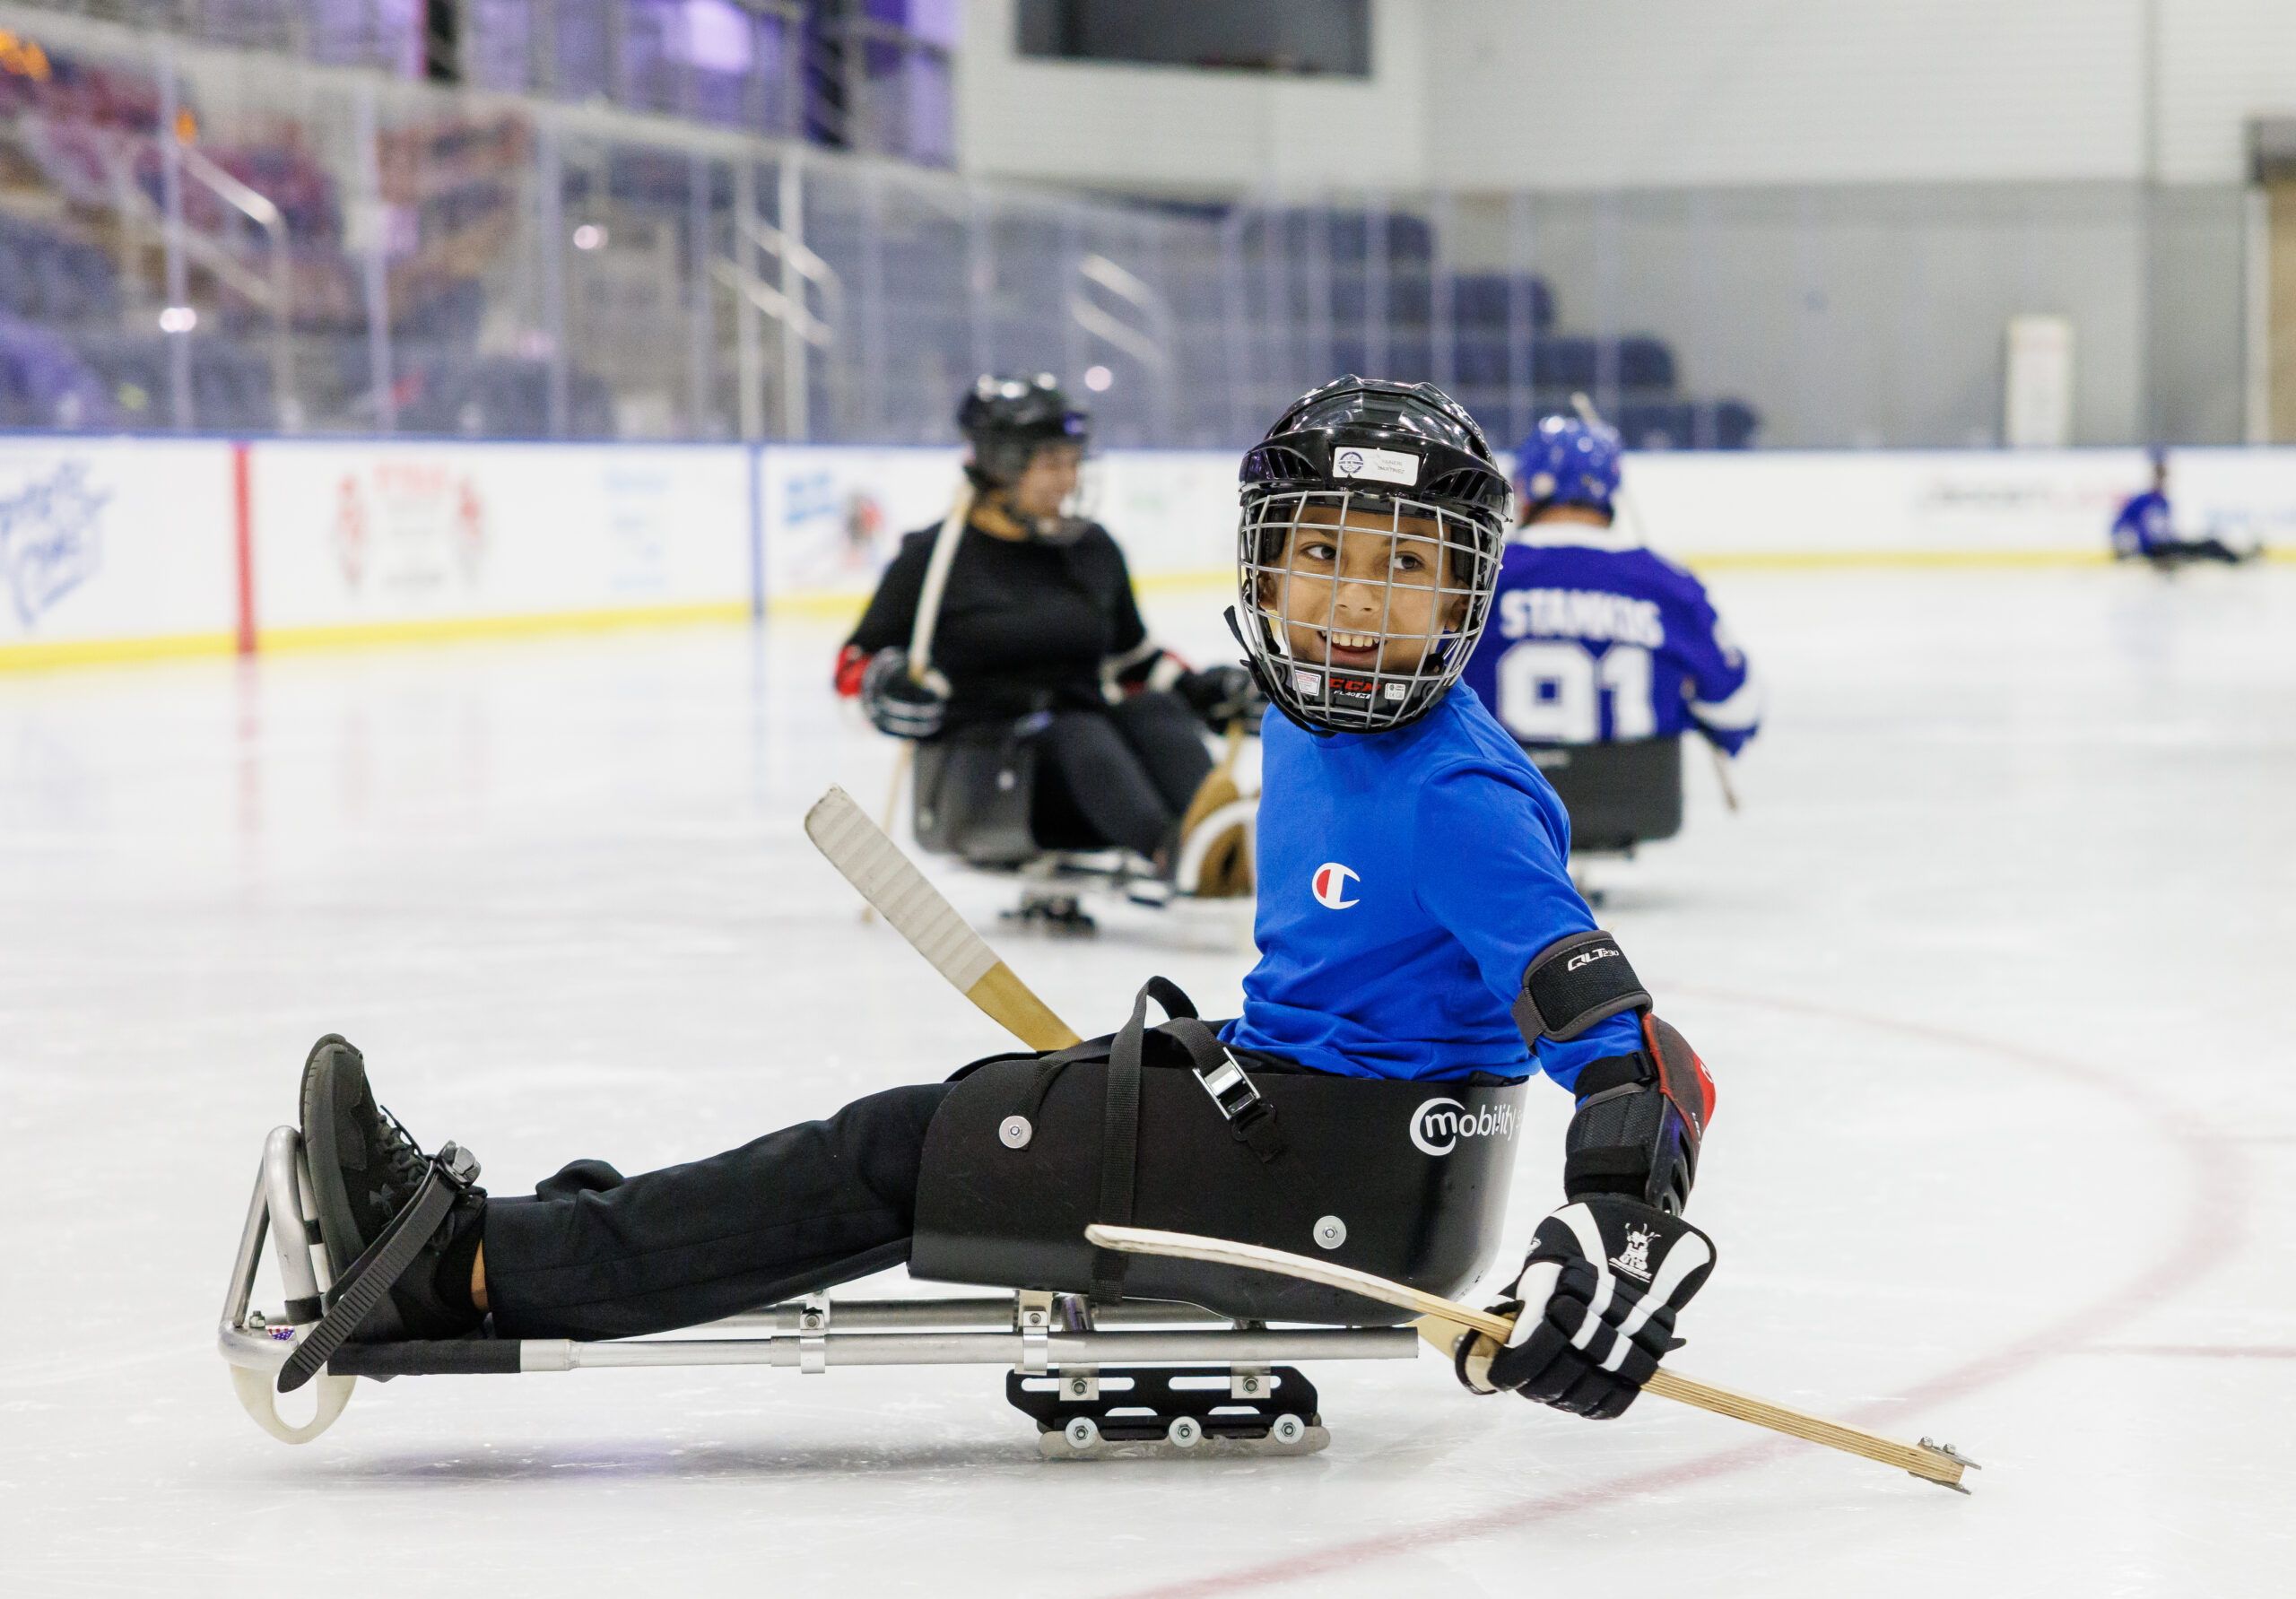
[1194,1051,1263,1124]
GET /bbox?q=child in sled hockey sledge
[297,378,1719,1420]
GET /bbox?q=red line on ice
[1107,991,2243,1599]
[2083,1345,2296,1360]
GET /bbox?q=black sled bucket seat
[1522,735,1683,855]
[911,978,1525,1324]
[913,722,1039,866]
[913,717,1115,866]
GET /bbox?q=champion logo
[1311,862,1359,908]
[1409,1096,1518,1157]
[1565,945,1621,972]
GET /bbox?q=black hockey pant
[481,1082,955,1341]
[2148,538,2247,566]
[1034,691,1213,859]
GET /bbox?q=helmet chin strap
[972,492,1087,547]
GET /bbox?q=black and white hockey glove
[1178,664,1264,730]
[1456,1197,1717,1419]
[860,647,950,740]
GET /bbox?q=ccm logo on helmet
[1565,944,1622,972]
[1410,1097,1518,1157]
[1311,863,1359,908]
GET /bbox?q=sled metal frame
[220,1127,1413,1452]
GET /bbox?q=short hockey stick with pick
[1088,1222,1976,1491]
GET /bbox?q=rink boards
[4,434,2294,667]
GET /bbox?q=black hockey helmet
[1234,377,1511,735]
[959,373,1090,489]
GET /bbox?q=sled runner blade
[807,786,1083,1051]
[1087,1222,1973,1492]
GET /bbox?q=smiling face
[1008,443,1083,521]
[1256,498,1471,675]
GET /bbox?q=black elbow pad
[1511,930,1651,1046]
[1562,1015,1717,1215]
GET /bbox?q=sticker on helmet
[1292,668,1323,696]
[1332,446,1421,487]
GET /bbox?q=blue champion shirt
[1221,684,1642,1089]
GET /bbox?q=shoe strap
[279,1143,479,1395]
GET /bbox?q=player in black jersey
[833,375,1254,867]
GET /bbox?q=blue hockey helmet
[1517,415,1622,519]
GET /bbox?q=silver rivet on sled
[999,1115,1033,1150]
[1313,1214,1346,1250]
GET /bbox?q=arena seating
[1235,205,1758,448]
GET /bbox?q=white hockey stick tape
[805,785,1000,993]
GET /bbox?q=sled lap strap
[1091,978,1290,1302]
[1511,930,1652,1045]
[1091,982,1166,1303]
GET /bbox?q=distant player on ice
[2110,450,2260,569]
[1463,414,1761,766]
[281,378,1720,1427]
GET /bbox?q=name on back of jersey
[1496,587,1665,649]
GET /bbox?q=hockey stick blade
[1084,1222,1976,1491]
[804,785,1083,1051]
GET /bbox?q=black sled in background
[909,712,1258,935]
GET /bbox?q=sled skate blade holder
[219,1131,1411,1453]
[217,1126,356,1444]
[1016,1364,1328,1460]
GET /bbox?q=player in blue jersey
[1462,415,1761,756]
[280,379,1719,1424]
[2111,451,2257,567]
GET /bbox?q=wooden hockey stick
[1708,743,1742,813]
[859,487,973,926]
[857,744,914,927]
[805,785,1081,1050]
[1086,1222,1977,1492]
[804,786,1970,1490]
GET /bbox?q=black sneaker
[299,1034,486,1339]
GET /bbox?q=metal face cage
[1237,488,1503,735]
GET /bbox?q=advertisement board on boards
[9,436,2296,672]
[758,446,1241,611]
[248,440,752,636]
[0,438,237,650]
[759,447,962,604]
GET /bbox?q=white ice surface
[3,565,2292,1595]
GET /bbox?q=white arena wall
[4,436,2294,670]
